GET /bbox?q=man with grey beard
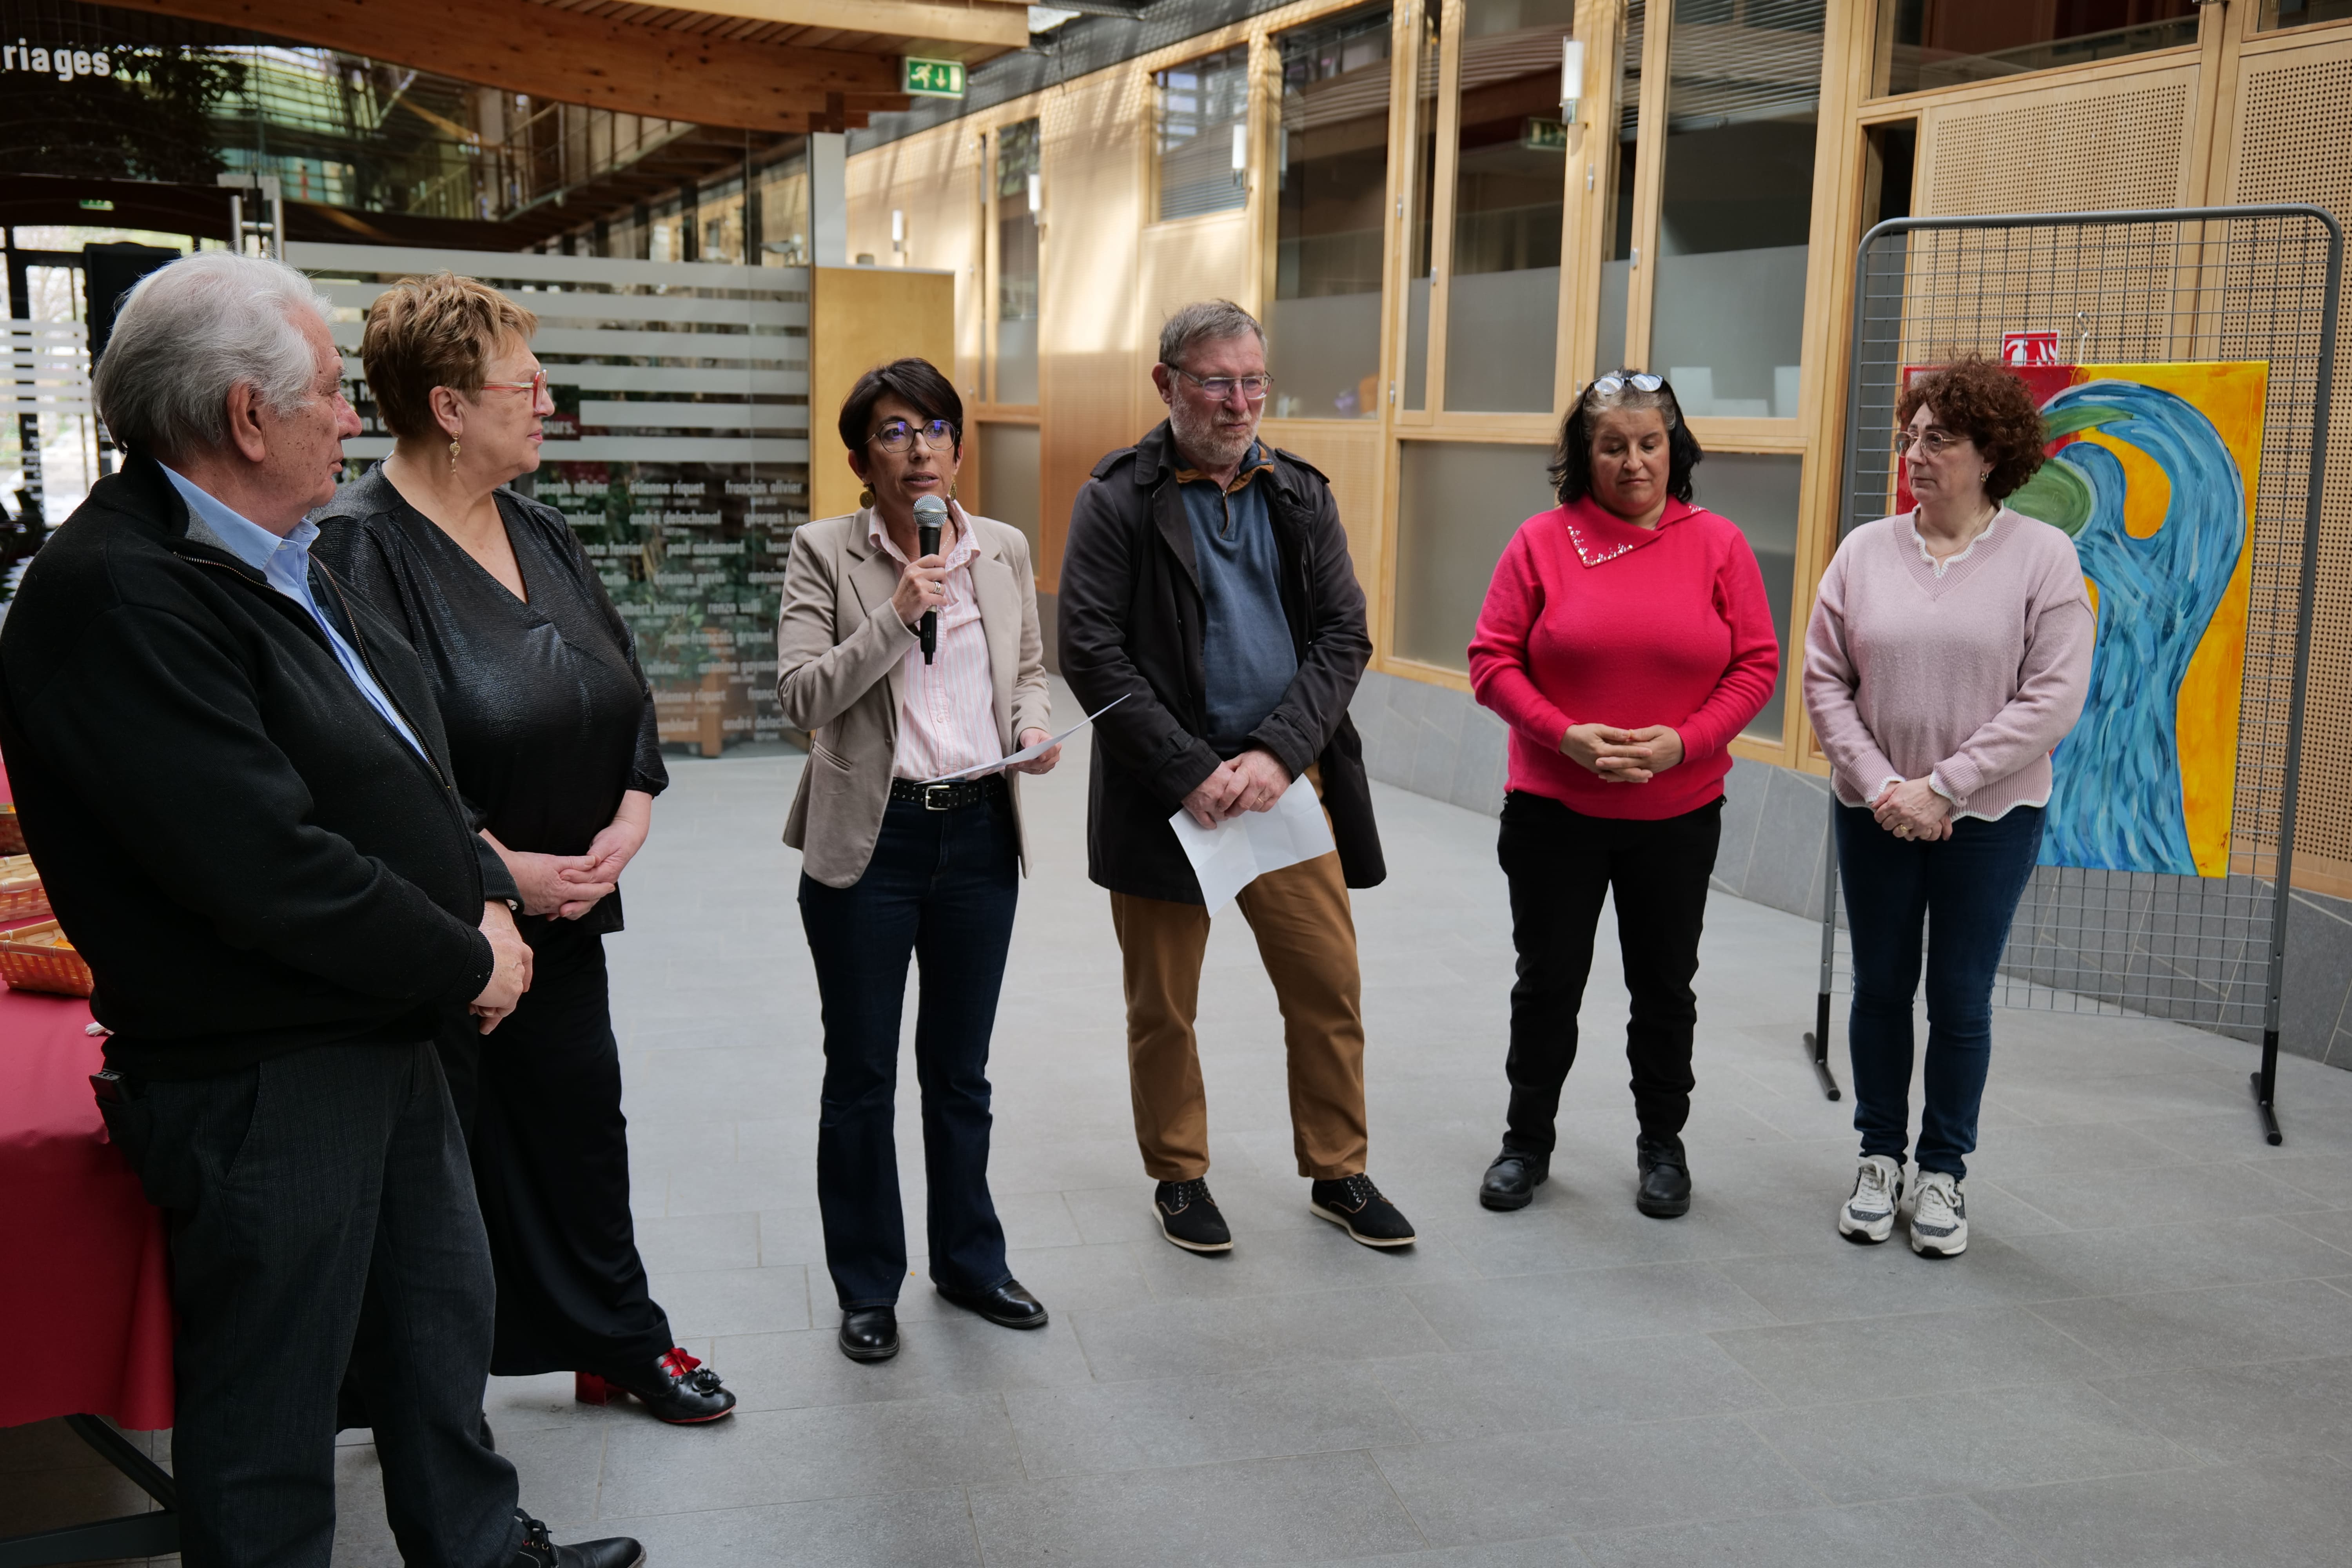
[1058,299,1411,1255]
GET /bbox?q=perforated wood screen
[1826,208,2341,1046]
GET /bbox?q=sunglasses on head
[1585,372,1665,400]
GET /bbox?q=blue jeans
[799,793,1020,1308]
[1836,803,2044,1179]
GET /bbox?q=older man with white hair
[0,252,642,1568]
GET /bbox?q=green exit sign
[903,57,966,98]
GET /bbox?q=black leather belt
[889,774,1009,811]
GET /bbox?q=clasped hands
[1559,722,1684,783]
[1872,777,1954,842]
[1180,747,1292,829]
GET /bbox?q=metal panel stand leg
[1804,796,1842,1102]
[0,1416,178,1567]
[2252,1031,2284,1147]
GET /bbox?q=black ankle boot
[1636,1133,1691,1219]
[1479,1147,1548,1210]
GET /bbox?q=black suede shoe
[937,1278,1049,1329]
[1309,1172,1417,1247]
[838,1306,900,1363]
[508,1511,644,1568]
[1636,1133,1692,1219]
[1154,1178,1234,1253]
[1479,1147,1549,1211]
[580,1347,736,1424]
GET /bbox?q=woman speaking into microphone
[777,358,1060,1363]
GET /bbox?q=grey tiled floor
[15,695,2352,1565]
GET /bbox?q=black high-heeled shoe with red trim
[573,1346,737,1424]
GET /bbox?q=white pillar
[810,132,848,267]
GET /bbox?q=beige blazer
[776,506,1051,887]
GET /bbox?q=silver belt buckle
[923,783,956,811]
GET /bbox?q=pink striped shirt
[867,503,1004,781]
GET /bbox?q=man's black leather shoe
[937,1278,1049,1329]
[838,1305,900,1362]
[508,1511,644,1568]
[1479,1147,1548,1211]
[1636,1133,1692,1219]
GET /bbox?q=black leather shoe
[1154,1178,1234,1252]
[583,1347,736,1424]
[838,1306,900,1362]
[937,1278,1049,1329]
[1636,1133,1692,1219]
[1479,1147,1548,1211]
[508,1511,644,1568]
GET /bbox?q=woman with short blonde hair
[315,271,737,1425]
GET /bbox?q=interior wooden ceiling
[105,0,1032,132]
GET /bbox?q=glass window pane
[996,119,1041,405]
[1270,6,1392,421]
[1445,0,1578,413]
[1650,0,1826,420]
[1594,0,1644,379]
[1876,0,2198,96]
[977,423,1042,561]
[1401,5,1442,410]
[1156,46,1251,221]
[1690,450,1799,740]
[1393,440,1559,670]
[2261,0,2352,25]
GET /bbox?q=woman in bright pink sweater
[1467,372,1779,1222]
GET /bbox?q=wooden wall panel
[843,125,982,398]
[2225,32,2352,884]
[1917,65,2197,218]
[1258,416,1386,609]
[808,265,956,520]
[1037,68,1152,592]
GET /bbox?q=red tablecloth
[0,749,174,1432]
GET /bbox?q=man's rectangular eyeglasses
[479,369,549,399]
[1174,369,1273,403]
[1893,428,1964,456]
[869,418,957,454]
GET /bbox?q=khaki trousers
[1109,846,1369,1182]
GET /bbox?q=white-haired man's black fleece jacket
[0,453,517,1077]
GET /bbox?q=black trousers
[102,1042,521,1568]
[451,919,673,1375]
[1496,790,1724,1151]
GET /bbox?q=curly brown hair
[1895,354,2047,501]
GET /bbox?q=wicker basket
[0,855,50,924]
[0,806,22,856]
[0,919,93,997]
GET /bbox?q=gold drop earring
[858,485,877,509]
[449,437,462,473]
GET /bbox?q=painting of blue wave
[2013,379,2249,875]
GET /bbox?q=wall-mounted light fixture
[1231,121,1248,185]
[1560,38,1585,125]
[891,209,905,257]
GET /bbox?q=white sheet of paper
[923,694,1129,784]
[1167,771,1337,913]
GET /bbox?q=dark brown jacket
[1058,419,1384,904]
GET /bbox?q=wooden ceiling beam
[642,0,1029,55]
[107,0,900,130]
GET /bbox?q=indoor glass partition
[1593,0,1644,378]
[1400,2,1441,410]
[1391,439,1557,670]
[1688,451,1799,740]
[1875,0,2199,96]
[1648,0,1824,419]
[994,118,1041,405]
[1156,46,1252,221]
[1270,5,1391,421]
[1443,0,1577,413]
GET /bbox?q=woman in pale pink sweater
[1802,357,2093,1261]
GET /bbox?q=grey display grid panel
[287,243,811,754]
[1824,209,2339,1049]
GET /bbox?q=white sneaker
[1909,1171,1968,1258]
[1837,1155,1904,1244]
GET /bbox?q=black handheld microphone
[912,493,947,665]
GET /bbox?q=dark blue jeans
[1836,803,2044,1179]
[799,793,1020,1308]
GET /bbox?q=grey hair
[93,250,332,459]
[1158,299,1265,373]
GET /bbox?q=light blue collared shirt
[161,466,426,759]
